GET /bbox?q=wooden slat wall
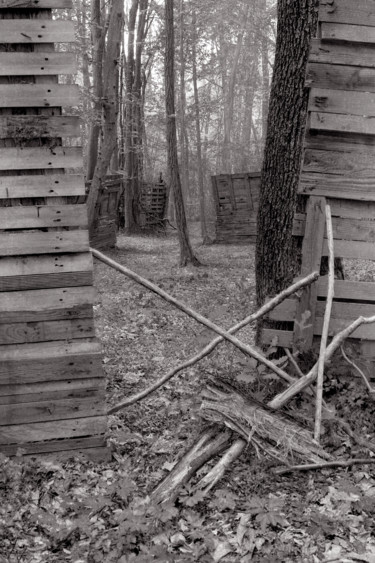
[212,172,261,244]
[0,4,108,460]
[263,0,375,361]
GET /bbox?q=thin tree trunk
[192,9,210,244]
[164,0,200,266]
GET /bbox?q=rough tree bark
[164,0,200,266]
[256,0,319,308]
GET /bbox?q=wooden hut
[211,172,260,244]
[0,1,108,460]
[139,180,167,230]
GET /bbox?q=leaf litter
[1,225,375,562]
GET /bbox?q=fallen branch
[197,439,247,494]
[315,203,334,442]
[107,269,319,414]
[200,383,331,465]
[274,458,375,475]
[150,426,233,504]
[341,346,375,395]
[269,315,375,410]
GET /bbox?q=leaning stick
[274,458,375,475]
[269,315,375,410]
[314,204,334,442]
[99,254,319,413]
[92,249,317,407]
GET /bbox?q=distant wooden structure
[139,180,167,230]
[88,175,122,250]
[211,172,260,243]
[262,0,375,364]
[0,1,108,460]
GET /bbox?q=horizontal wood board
[0,84,80,108]
[0,1,73,7]
[0,115,81,140]
[319,0,375,27]
[0,20,75,43]
[0,52,76,76]
[0,174,85,199]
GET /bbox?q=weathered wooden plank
[0,340,102,384]
[307,63,375,93]
[0,318,95,344]
[321,22,375,44]
[322,239,375,259]
[300,172,375,200]
[310,39,375,68]
[0,396,104,426]
[293,196,326,351]
[0,52,76,76]
[0,0,73,7]
[303,148,375,177]
[262,329,294,349]
[0,147,82,170]
[0,84,79,108]
[0,230,89,255]
[309,111,375,136]
[0,271,92,292]
[0,20,75,43]
[0,378,105,403]
[0,174,85,199]
[0,436,106,458]
[0,286,95,323]
[330,216,375,242]
[318,278,375,301]
[0,253,92,276]
[0,416,107,445]
[319,0,375,27]
[0,115,80,140]
[0,204,87,229]
[305,131,375,153]
[314,317,375,339]
[309,88,375,117]
[329,199,375,219]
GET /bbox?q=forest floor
[1,224,375,563]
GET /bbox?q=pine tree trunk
[164,0,200,267]
[256,0,319,308]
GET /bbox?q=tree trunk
[256,0,319,308]
[164,0,200,266]
[86,0,105,181]
[86,0,124,232]
[191,9,210,244]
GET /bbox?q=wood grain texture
[318,278,375,301]
[0,378,105,403]
[321,22,375,44]
[307,63,375,92]
[320,0,375,27]
[0,230,89,255]
[310,39,375,68]
[0,19,75,43]
[309,88,375,117]
[300,172,375,199]
[309,111,375,136]
[0,115,81,139]
[0,84,79,108]
[293,197,326,351]
[0,416,107,444]
[0,436,107,458]
[0,286,95,323]
[322,239,375,259]
[329,199,375,219]
[0,204,87,229]
[303,148,375,177]
[0,174,85,199]
[305,131,375,152]
[0,318,95,344]
[0,395,104,425]
[0,147,82,170]
[0,52,76,76]
[0,0,73,7]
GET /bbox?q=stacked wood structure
[211,172,260,243]
[88,174,122,250]
[0,1,108,460]
[139,180,167,230]
[262,0,375,363]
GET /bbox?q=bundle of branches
[200,382,331,466]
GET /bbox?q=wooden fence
[211,172,261,244]
[262,0,375,365]
[0,1,108,460]
[88,175,122,250]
